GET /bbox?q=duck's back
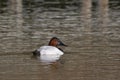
[37,46,64,56]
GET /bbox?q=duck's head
[48,37,67,47]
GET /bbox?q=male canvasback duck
[33,37,67,63]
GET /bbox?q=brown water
[0,0,120,80]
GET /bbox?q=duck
[33,37,67,63]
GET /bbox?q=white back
[37,46,64,56]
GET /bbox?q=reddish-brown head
[48,37,67,47]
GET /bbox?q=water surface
[0,0,120,80]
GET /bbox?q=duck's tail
[32,50,40,56]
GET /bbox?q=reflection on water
[0,0,120,80]
[32,54,63,64]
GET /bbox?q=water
[0,0,120,80]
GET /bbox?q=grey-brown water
[0,0,120,80]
